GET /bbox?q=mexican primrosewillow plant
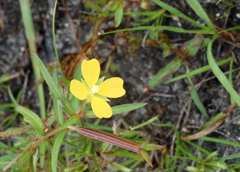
[2,56,163,171]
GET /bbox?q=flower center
[91,85,99,94]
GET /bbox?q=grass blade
[104,26,215,35]
[165,58,232,83]
[52,0,64,77]
[152,0,207,29]
[187,69,208,117]
[51,129,67,172]
[148,58,182,88]
[186,0,215,29]
[52,69,64,125]
[34,53,75,115]
[19,0,46,119]
[15,106,46,136]
[207,39,240,106]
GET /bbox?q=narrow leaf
[187,72,208,117]
[15,106,46,136]
[52,69,64,125]
[186,0,215,29]
[34,53,75,115]
[52,129,67,172]
[148,58,182,88]
[207,39,240,106]
[60,114,81,130]
[165,58,232,83]
[151,0,207,29]
[115,2,123,27]
[0,125,33,138]
[140,150,152,167]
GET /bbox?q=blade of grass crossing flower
[148,58,182,88]
[85,103,147,118]
[165,58,232,83]
[52,69,64,125]
[19,0,46,119]
[51,129,67,172]
[186,0,215,30]
[15,106,46,136]
[151,0,207,29]
[207,39,240,106]
[34,53,75,114]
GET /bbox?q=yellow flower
[70,59,126,118]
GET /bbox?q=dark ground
[1,0,240,170]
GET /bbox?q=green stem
[19,0,46,119]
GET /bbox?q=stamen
[91,85,99,94]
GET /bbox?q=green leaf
[17,151,33,169]
[148,58,182,88]
[187,72,208,117]
[51,129,67,172]
[111,162,132,172]
[140,150,152,167]
[85,103,147,118]
[204,151,218,162]
[207,39,240,106]
[104,26,215,35]
[0,154,18,169]
[187,166,200,172]
[0,125,33,138]
[138,10,165,25]
[201,112,226,130]
[34,53,75,115]
[152,0,207,29]
[115,1,123,27]
[60,114,81,130]
[7,87,18,107]
[20,0,46,119]
[15,106,46,136]
[165,58,232,83]
[52,69,64,125]
[181,34,205,56]
[185,0,215,29]
[130,116,158,130]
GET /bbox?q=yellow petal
[70,79,89,100]
[91,96,112,118]
[98,77,126,98]
[82,59,100,88]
